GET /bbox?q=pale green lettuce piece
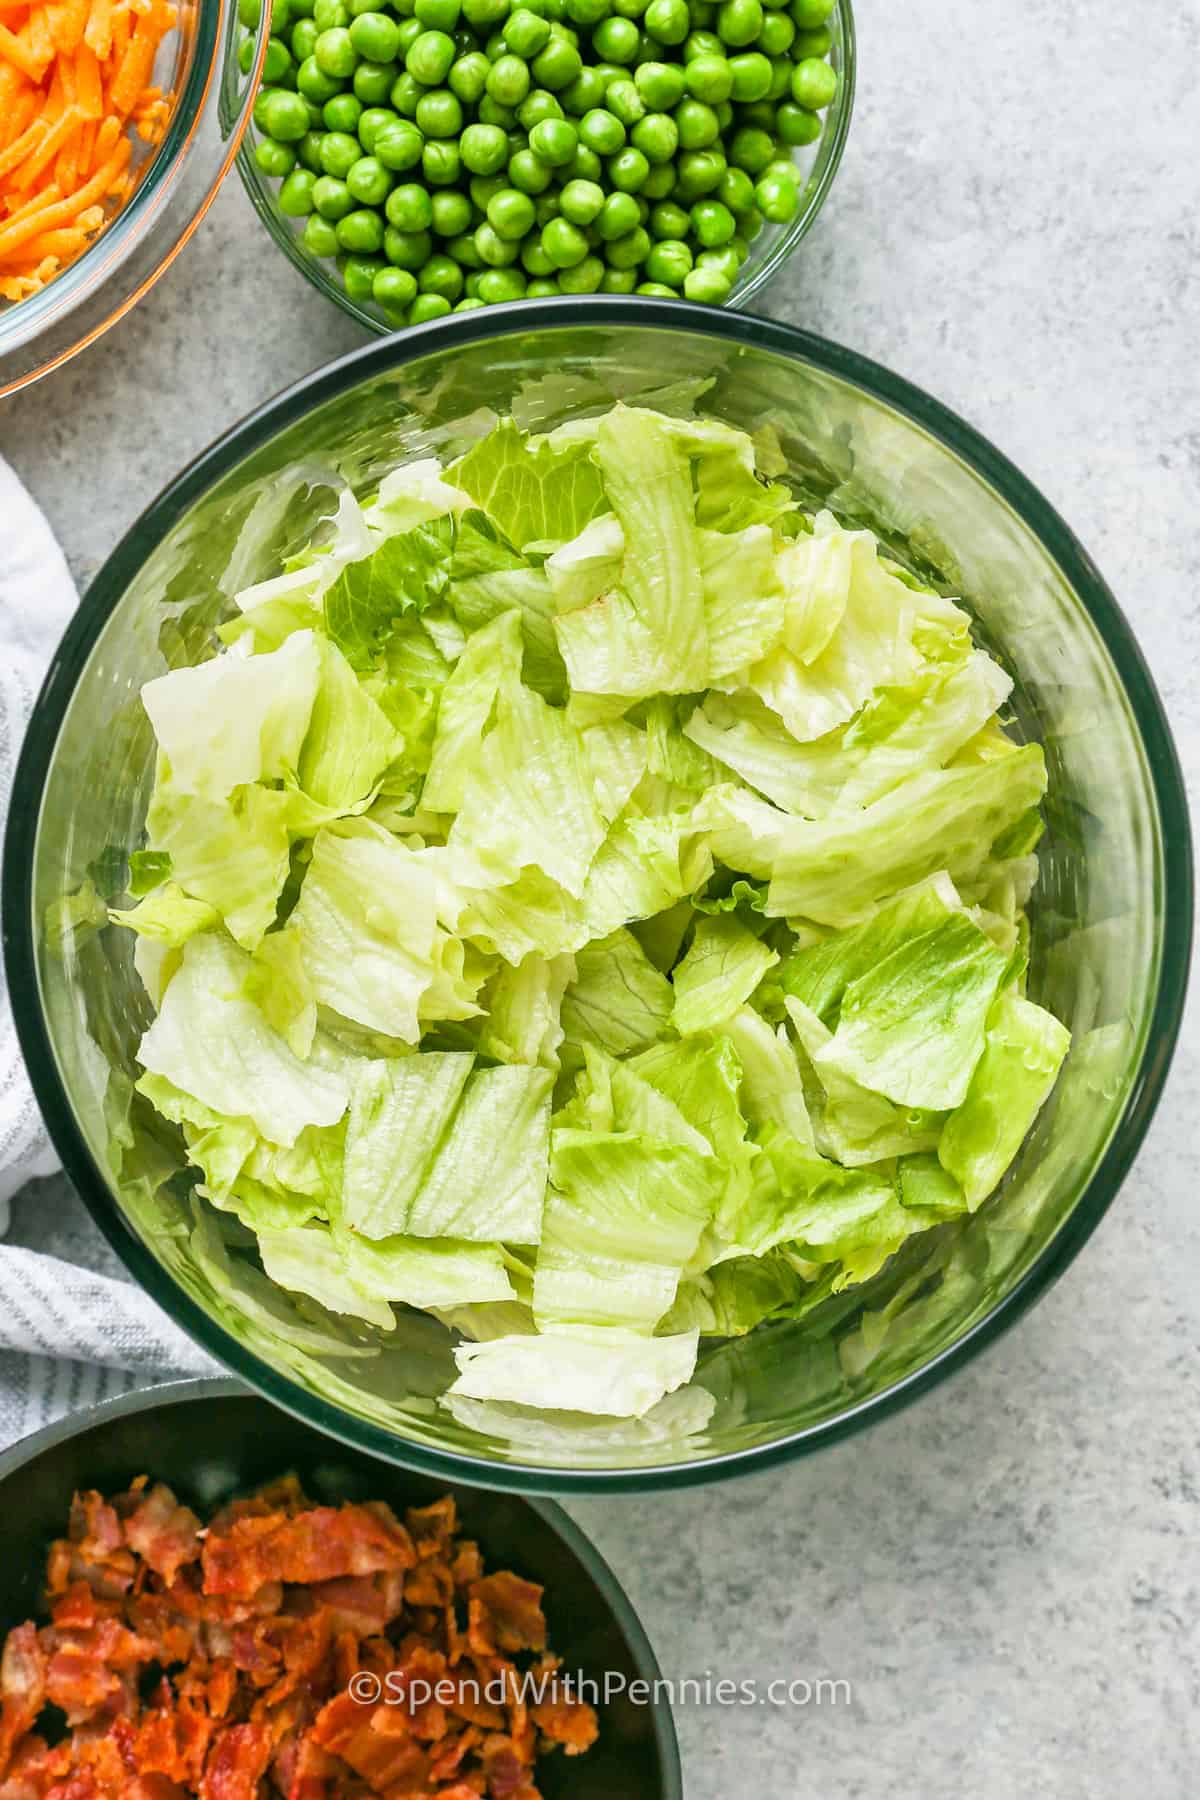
[644,697,723,793]
[698,524,785,683]
[448,1324,700,1417]
[135,1071,257,1203]
[109,883,218,947]
[442,1384,715,1449]
[290,820,444,1041]
[671,914,779,1035]
[897,1153,967,1215]
[322,516,454,672]
[765,875,966,1023]
[720,1127,898,1260]
[738,517,923,742]
[773,517,853,664]
[437,1299,538,1342]
[451,415,607,550]
[939,987,1070,1208]
[559,928,673,1061]
[812,906,1009,1111]
[581,718,647,822]
[723,1005,813,1144]
[448,667,607,899]
[663,1253,815,1337]
[257,1223,397,1329]
[457,865,588,962]
[137,933,350,1146]
[297,636,404,812]
[655,413,794,533]
[554,585,686,699]
[362,457,472,534]
[546,513,624,612]
[785,995,944,1166]
[338,1231,515,1310]
[479,952,575,1070]
[447,563,566,703]
[534,1128,718,1331]
[581,807,713,937]
[145,774,292,951]
[243,925,317,1059]
[403,1063,553,1243]
[341,1052,475,1238]
[693,746,1047,924]
[628,1035,751,1207]
[422,610,523,813]
[141,633,322,801]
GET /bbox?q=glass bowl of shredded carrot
[0,0,268,394]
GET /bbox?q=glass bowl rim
[231,0,856,331]
[3,297,1193,1494]
[0,1375,684,1799]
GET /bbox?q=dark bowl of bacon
[0,1378,681,1800]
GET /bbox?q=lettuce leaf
[448,1324,700,1417]
[671,914,779,1036]
[451,416,607,550]
[341,1052,475,1238]
[402,1063,553,1243]
[324,517,453,671]
[939,988,1070,1207]
[559,928,673,1062]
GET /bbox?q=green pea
[765,53,790,97]
[518,87,564,127]
[352,59,396,103]
[696,243,740,284]
[525,275,559,295]
[347,9,398,59]
[427,187,470,233]
[475,219,522,263]
[415,0,461,23]
[675,146,725,195]
[342,152,389,201]
[521,236,554,272]
[262,87,312,139]
[789,0,831,20]
[578,107,624,154]
[385,179,433,227]
[728,124,773,171]
[728,49,770,98]
[567,143,602,179]
[336,205,385,249]
[313,0,348,27]
[414,88,461,134]
[683,263,730,301]
[605,221,649,266]
[600,264,636,290]
[607,144,649,190]
[375,119,424,166]
[279,165,318,211]
[643,235,690,284]
[560,65,606,112]
[691,195,735,243]
[239,0,261,24]
[531,35,581,87]
[646,198,685,236]
[389,69,422,112]
[478,266,527,300]
[297,127,325,169]
[683,26,721,56]
[558,176,604,222]
[470,169,507,205]
[681,52,730,102]
[757,8,792,52]
[610,0,645,15]
[592,12,638,59]
[373,264,418,308]
[755,169,798,221]
[638,158,672,195]
[317,128,359,173]
[627,111,675,163]
[486,51,530,103]
[423,139,461,181]
[541,214,588,265]
[674,96,719,148]
[462,0,511,24]
[558,251,604,290]
[384,221,433,262]
[302,211,341,254]
[595,187,639,238]
[716,162,754,209]
[289,15,319,56]
[485,185,535,236]
[340,251,381,299]
[255,136,295,177]
[716,0,760,43]
[447,229,484,264]
[406,27,456,80]
[262,35,294,81]
[446,49,488,101]
[415,251,463,296]
[504,6,550,53]
[791,24,831,56]
[643,0,686,40]
[790,54,835,108]
[355,104,393,148]
[630,60,680,110]
[529,115,577,163]
[508,145,552,190]
[321,91,361,130]
[314,23,357,74]
[736,202,763,238]
[403,292,447,320]
[477,95,517,126]
[565,0,608,21]
[605,76,644,124]
[774,99,818,144]
[450,121,502,175]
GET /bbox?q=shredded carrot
[0,0,173,303]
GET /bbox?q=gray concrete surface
[2,0,1198,1793]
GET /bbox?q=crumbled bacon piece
[0,1481,595,1800]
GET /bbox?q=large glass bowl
[0,0,269,397]
[234,1,854,329]
[4,301,1191,1491]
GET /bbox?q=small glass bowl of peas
[236,0,853,327]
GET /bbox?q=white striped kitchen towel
[0,459,221,1450]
